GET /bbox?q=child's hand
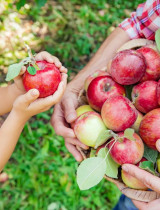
[13,51,67,94]
[12,72,67,121]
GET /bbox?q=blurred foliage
[0,0,144,209]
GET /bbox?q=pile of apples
[73,45,160,190]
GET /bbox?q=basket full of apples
[73,30,160,202]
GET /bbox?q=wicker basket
[76,39,160,202]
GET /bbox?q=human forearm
[0,84,24,115]
[0,111,27,172]
[69,27,130,90]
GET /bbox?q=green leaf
[155,29,160,52]
[124,128,136,141]
[6,62,24,81]
[27,66,36,75]
[139,161,156,175]
[98,148,119,178]
[77,157,106,190]
[16,0,26,10]
[144,144,158,164]
[94,130,113,149]
[36,0,47,8]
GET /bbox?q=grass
[0,0,144,209]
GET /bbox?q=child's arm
[0,70,67,172]
[0,51,67,115]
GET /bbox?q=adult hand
[51,82,89,162]
[122,139,160,210]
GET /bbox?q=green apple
[76,105,93,116]
[132,111,143,133]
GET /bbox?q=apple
[74,111,107,147]
[139,108,160,150]
[70,105,93,129]
[101,95,138,132]
[110,50,146,85]
[23,60,61,98]
[84,70,109,91]
[87,75,126,112]
[157,155,160,173]
[131,111,143,133]
[121,158,148,190]
[137,47,160,81]
[132,81,159,113]
[157,80,160,105]
[108,132,144,165]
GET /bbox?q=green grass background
[0,0,144,209]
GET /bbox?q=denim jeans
[113,194,138,210]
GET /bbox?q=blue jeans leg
[113,194,138,210]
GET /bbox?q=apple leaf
[139,161,156,175]
[98,148,119,178]
[76,157,106,190]
[94,130,113,149]
[144,144,158,164]
[124,128,136,141]
[6,62,24,81]
[90,148,97,158]
[27,66,36,75]
[155,29,160,52]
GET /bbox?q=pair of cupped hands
[51,80,160,210]
[12,51,67,122]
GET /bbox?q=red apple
[23,60,61,98]
[87,75,126,112]
[74,111,107,147]
[139,108,160,150]
[110,50,146,85]
[137,47,160,81]
[121,158,148,190]
[157,80,160,105]
[108,132,144,165]
[84,70,109,91]
[132,81,159,113]
[101,95,138,132]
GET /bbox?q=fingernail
[122,165,129,172]
[31,89,39,96]
[76,156,83,162]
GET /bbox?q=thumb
[21,89,39,106]
[156,139,160,152]
[62,98,77,123]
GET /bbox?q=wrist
[10,110,29,125]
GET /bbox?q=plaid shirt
[119,0,160,40]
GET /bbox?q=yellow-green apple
[121,158,148,190]
[110,50,146,85]
[139,108,160,150]
[137,47,160,81]
[101,95,138,132]
[131,111,143,133]
[157,79,160,105]
[76,105,93,116]
[132,81,159,113]
[157,154,160,173]
[108,132,144,165]
[74,111,107,147]
[87,75,126,112]
[84,70,109,91]
[23,60,61,98]
[70,105,94,128]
